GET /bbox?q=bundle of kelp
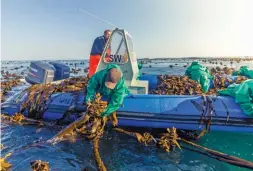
[19,76,89,118]
[30,160,50,171]
[151,75,203,95]
[48,93,115,171]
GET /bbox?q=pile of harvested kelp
[1,79,23,102]
[152,74,249,96]
[151,75,203,95]
[19,76,89,118]
[206,75,249,95]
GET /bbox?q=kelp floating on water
[157,127,181,152]
[114,127,182,152]
[1,113,24,125]
[1,79,23,102]
[1,71,23,80]
[210,67,235,76]
[0,153,12,171]
[0,143,12,171]
[0,144,5,150]
[0,113,53,127]
[30,160,50,171]
[48,93,110,171]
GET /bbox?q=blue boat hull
[1,89,253,132]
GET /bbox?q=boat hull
[1,90,252,133]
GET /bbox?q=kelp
[152,74,249,96]
[207,75,248,95]
[210,67,235,76]
[1,79,23,102]
[93,138,107,171]
[1,113,25,125]
[157,128,181,152]
[114,128,156,146]
[136,132,155,146]
[0,113,51,127]
[151,75,203,95]
[48,93,108,144]
[114,127,181,152]
[30,160,49,171]
[19,76,89,118]
[48,93,110,171]
[1,71,23,81]
[0,153,12,171]
[0,144,4,150]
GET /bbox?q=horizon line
[1,56,253,61]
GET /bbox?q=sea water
[1,59,253,171]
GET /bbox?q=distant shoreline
[139,56,253,60]
[1,56,253,62]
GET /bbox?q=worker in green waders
[85,64,130,117]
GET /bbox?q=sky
[1,0,253,60]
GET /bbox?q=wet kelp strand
[0,153,12,171]
[30,160,50,171]
[48,93,109,171]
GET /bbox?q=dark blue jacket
[90,36,107,55]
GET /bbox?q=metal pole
[79,8,119,29]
